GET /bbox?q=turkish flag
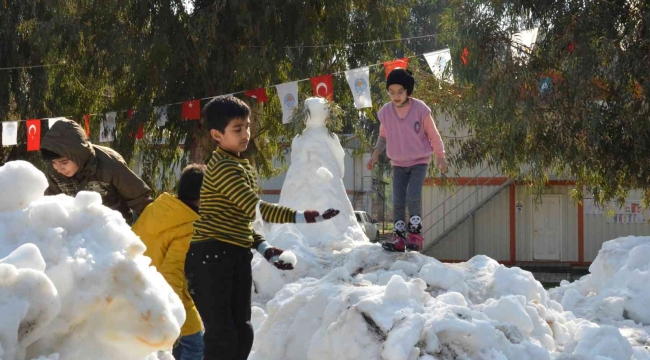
[83,114,91,138]
[383,58,409,78]
[26,119,41,151]
[310,74,334,101]
[127,110,144,140]
[244,88,269,103]
[182,99,201,120]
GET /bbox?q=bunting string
[0,49,439,123]
[0,62,67,71]
[0,26,539,149]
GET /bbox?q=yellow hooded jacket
[132,192,202,336]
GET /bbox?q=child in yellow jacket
[132,164,206,360]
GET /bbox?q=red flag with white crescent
[383,58,409,78]
[244,88,269,103]
[310,74,334,101]
[26,119,41,151]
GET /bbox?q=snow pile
[252,243,650,359]
[0,161,184,360]
[550,236,650,358]
[252,253,573,360]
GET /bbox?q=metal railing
[421,178,514,253]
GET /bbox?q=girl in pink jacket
[367,69,447,252]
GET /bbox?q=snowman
[274,97,367,249]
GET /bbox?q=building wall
[423,183,650,264]
[583,189,650,262]
[422,184,510,261]
[474,189,511,261]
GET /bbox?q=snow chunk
[572,325,633,360]
[481,295,534,334]
[0,244,60,360]
[418,261,464,290]
[316,167,333,182]
[0,161,48,212]
[279,250,298,267]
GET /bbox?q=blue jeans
[172,331,204,360]
[392,164,428,222]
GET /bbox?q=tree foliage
[1,0,448,193]
[417,0,650,206]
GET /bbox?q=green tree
[1,0,449,194]
[416,0,650,206]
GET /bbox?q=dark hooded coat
[41,119,152,224]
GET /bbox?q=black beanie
[177,164,206,202]
[386,68,415,96]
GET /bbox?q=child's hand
[366,155,379,171]
[304,209,340,223]
[263,247,294,270]
[437,158,448,174]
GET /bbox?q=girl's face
[387,84,408,105]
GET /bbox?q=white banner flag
[47,117,66,129]
[2,121,18,146]
[345,67,372,109]
[424,49,453,83]
[275,81,299,124]
[511,28,539,59]
[154,106,168,127]
[100,111,117,142]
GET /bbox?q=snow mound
[0,161,184,360]
[251,250,574,360]
[550,236,650,358]
[253,221,650,358]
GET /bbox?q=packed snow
[271,97,368,250]
[0,161,183,360]
[2,98,650,360]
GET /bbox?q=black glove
[303,208,340,223]
[263,247,294,270]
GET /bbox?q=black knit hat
[177,164,206,202]
[386,68,415,96]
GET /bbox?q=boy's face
[52,157,79,177]
[387,84,408,105]
[210,117,251,155]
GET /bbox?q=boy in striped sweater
[185,96,339,360]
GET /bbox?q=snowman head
[289,97,342,137]
[305,97,329,129]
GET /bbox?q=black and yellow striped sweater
[192,147,297,248]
